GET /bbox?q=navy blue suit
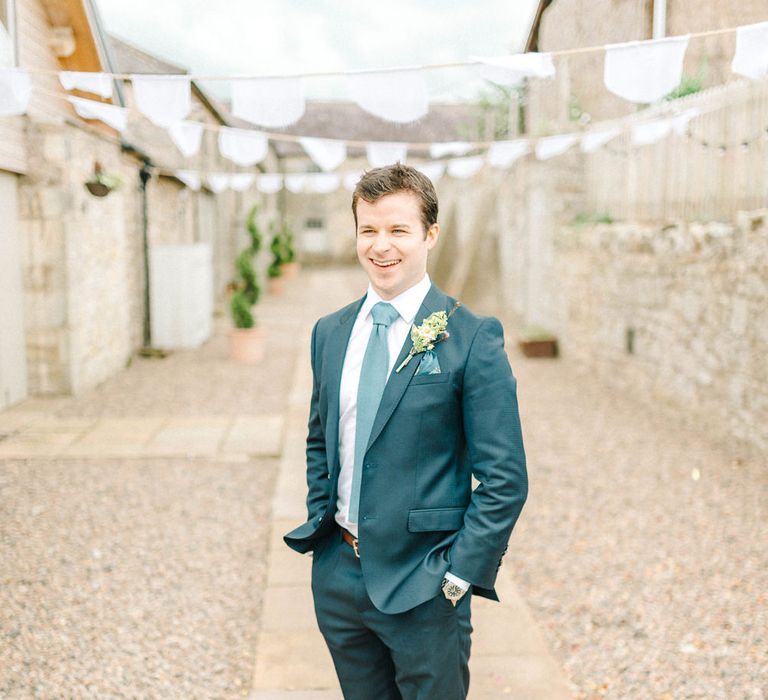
[284,282,527,698]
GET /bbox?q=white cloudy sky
[94,0,540,102]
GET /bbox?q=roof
[107,33,188,75]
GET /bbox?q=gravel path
[510,352,767,699]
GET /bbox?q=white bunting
[535,133,578,160]
[580,127,622,153]
[347,69,428,123]
[168,120,204,158]
[669,108,700,135]
[731,21,768,79]
[229,173,256,192]
[206,174,230,193]
[285,173,308,193]
[131,75,191,128]
[218,127,268,166]
[231,76,305,127]
[447,155,484,179]
[299,136,347,171]
[305,173,340,193]
[256,174,283,194]
[59,71,113,99]
[0,68,32,116]
[470,52,556,86]
[487,139,529,167]
[604,35,690,104]
[343,170,364,191]
[174,170,201,191]
[366,142,408,168]
[67,95,128,132]
[414,162,446,182]
[630,117,671,146]
[429,142,473,159]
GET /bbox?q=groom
[283,163,527,699]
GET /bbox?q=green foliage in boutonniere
[395,301,462,373]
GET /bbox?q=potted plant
[277,221,300,279]
[518,324,559,358]
[85,161,122,197]
[228,204,265,364]
[267,224,285,295]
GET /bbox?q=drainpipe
[139,160,153,349]
[651,0,666,39]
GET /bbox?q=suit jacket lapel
[324,293,366,478]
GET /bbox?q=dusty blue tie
[347,301,400,524]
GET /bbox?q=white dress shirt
[330,272,469,592]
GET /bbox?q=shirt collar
[359,273,432,325]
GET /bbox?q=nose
[371,231,391,254]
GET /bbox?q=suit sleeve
[305,319,332,522]
[448,316,528,589]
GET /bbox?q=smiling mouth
[370,258,401,268]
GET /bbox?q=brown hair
[351,162,438,239]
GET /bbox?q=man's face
[355,190,439,301]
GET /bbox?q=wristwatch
[441,577,467,606]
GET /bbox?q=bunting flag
[470,52,556,86]
[366,141,408,168]
[580,126,622,153]
[59,71,113,98]
[603,35,690,104]
[298,136,347,171]
[447,155,484,179]
[535,133,578,160]
[229,173,256,191]
[306,172,341,193]
[346,69,428,123]
[256,174,283,194]
[231,76,305,127]
[343,170,364,191]
[206,173,230,193]
[0,68,32,116]
[168,120,204,157]
[218,126,268,166]
[730,21,768,79]
[487,139,529,167]
[414,161,446,182]
[131,75,191,127]
[284,173,308,193]
[174,169,201,191]
[630,117,672,146]
[67,95,128,132]
[429,141,473,158]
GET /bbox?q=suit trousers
[310,524,473,700]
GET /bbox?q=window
[0,0,16,67]
[305,217,324,229]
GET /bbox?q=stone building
[0,0,278,407]
[524,0,768,131]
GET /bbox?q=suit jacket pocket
[410,370,452,385]
[408,506,465,532]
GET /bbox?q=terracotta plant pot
[518,338,559,358]
[268,276,285,295]
[229,326,265,364]
[280,261,300,280]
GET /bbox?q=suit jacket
[283,282,528,615]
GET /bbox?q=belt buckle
[352,537,360,558]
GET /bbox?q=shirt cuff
[444,571,470,591]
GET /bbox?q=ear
[425,223,440,250]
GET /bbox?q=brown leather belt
[340,527,360,558]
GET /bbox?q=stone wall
[546,211,768,455]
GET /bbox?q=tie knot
[371,301,399,328]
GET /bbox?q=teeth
[372,260,399,267]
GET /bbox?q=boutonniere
[395,301,462,373]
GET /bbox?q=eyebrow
[359,223,411,229]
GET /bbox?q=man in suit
[284,162,527,699]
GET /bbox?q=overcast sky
[94,0,540,102]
